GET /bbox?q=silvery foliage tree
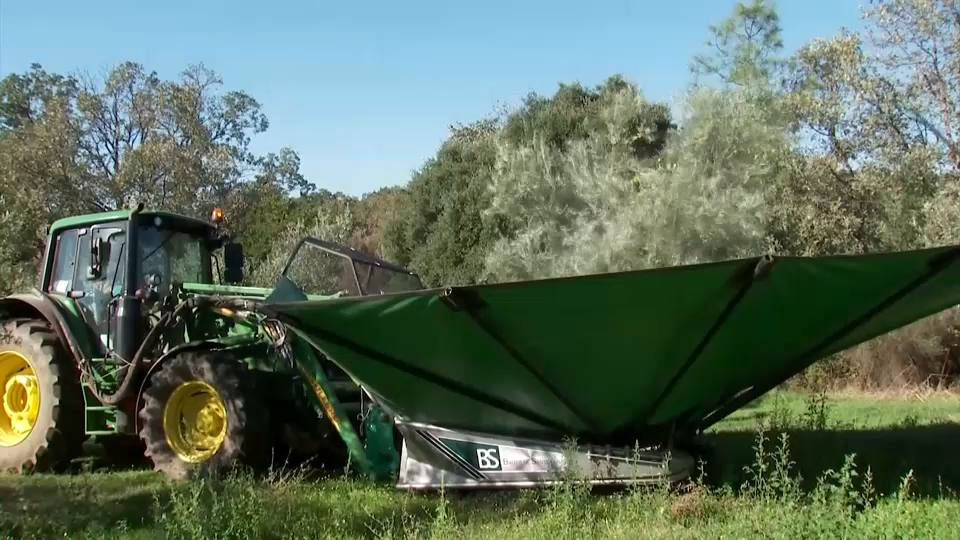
[481,83,793,282]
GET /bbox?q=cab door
[74,223,128,352]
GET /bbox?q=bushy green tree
[382,76,674,286]
[380,127,500,287]
[482,83,791,282]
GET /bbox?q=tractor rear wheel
[138,349,272,480]
[0,318,85,473]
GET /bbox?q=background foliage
[3,0,959,390]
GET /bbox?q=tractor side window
[354,261,425,295]
[103,232,127,295]
[47,229,80,294]
[74,228,127,339]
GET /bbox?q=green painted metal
[181,283,274,298]
[49,209,135,233]
[263,244,960,445]
[0,291,123,435]
[45,293,123,398]
[49,208,214,237]
[84,404,119,435]
[286,330,375,477]
[362,404,399,482]
[11,207,400,479]
[3,291,101,361]
[181,283,335,302]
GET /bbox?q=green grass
[2,391,959,539]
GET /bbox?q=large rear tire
[0,318,85,473]
[138,349,272,480]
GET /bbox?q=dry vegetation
[793,311,960,392]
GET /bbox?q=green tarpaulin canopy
[263,245,960,445]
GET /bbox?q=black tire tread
[137,349,272,480]
[0,318,85,473]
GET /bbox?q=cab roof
[49,209,215,235]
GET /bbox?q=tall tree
[690,0,785,88]
[0,62,305,294]
[769,0,958,256]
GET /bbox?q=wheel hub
[163,381,228,462]
[0,351,40,447]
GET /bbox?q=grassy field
[1,391,959,539]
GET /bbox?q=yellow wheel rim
[0,351,40,447]
[162,381,228,463]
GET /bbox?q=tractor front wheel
[138,350,271,480]
[0,319,85,473]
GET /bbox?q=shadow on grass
[705,421,960,498]
[0,473,160,537]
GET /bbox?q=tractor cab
[40,205,243,360]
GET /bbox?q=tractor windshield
[139,225,212,291]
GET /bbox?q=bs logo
[439,438,503,472]
[475,447,501,470]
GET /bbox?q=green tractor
[0,204,406,480]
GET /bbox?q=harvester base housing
[394,421,694,490]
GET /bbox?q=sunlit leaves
[482,84,788,282]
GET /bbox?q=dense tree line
[2,0,959,389]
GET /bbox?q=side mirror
[223,242,244,284]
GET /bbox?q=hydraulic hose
[94,296,203,405]
[94,295,263,405]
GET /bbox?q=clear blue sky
[1,0,865,197]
